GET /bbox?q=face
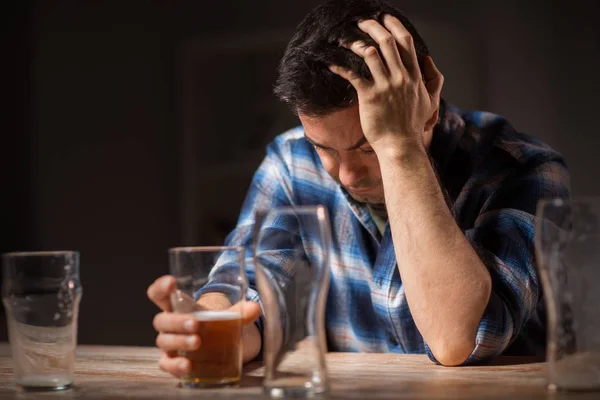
[299,106,385,205]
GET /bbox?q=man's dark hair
[274,0,429,117]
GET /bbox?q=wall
[2,0,598,346]
[479,0,600,195]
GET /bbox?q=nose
[338,155,365,188]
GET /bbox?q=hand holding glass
[168,246,246,388]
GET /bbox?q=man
[147,0,569,377]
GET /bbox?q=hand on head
[329,14,444,152]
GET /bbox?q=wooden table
[0,344,597,399]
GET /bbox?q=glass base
[264,381,328,398]
[548,383,600,392]
[549,351,600,391]
[179,376,240,388]
[17,376,72,391]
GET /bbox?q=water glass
[169,246,246,388]
[536,197,600,391]
[2,251,82,391]
[252,205,331,398]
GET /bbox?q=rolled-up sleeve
[426,159,570,365]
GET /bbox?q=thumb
[241,301,262,325]
[228,301,262,325]
[147,275,176,312]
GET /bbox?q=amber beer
[182,310,243,386]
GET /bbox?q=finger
[147,275,176,312]
[423,56,444,101]
[381,14,420,79]
[153,311,199,334]
[329,64,369,92]
[156,333,201,353]
[227,301,262,325]
[158,353,191,378]
[346,41,389,82]
[356,19,403,75]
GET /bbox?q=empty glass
[536,197,600,391]
[2,251,82,391]
[252,205,331,398]
[168,246,246,388]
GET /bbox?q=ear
[424,107,439,132]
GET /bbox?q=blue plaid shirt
[222,100,570,364]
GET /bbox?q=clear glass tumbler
[169,246,246,388]
[2,251,82,391]
[536,197,600,391]
[252,205,331,398]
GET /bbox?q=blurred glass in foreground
[252,205,331,398]
[536,197,600,391]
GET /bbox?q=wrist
[242,323,262,363]
[373,137,429,168]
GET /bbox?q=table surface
[0,344,597,399]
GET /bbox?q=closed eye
[313,144,335,153]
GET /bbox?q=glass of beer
[168,246,246,388]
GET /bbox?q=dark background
[3,0,599,346]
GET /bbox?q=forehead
[298,106,363,145]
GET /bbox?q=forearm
[377,142,491,366]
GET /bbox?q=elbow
[430,286,490,366]
[431,340,476,366]
[433,285,491,366]
[430,268,492,366]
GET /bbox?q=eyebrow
[304,135,369,151]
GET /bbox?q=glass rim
[168,246,244,254]
[2,250,78,259]
[256,205,326,214]
[255,205,329,223]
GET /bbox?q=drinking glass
[2,251,82,391]
[536,197,600,391]
[252,205,331,398]
[168,246,246,388]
